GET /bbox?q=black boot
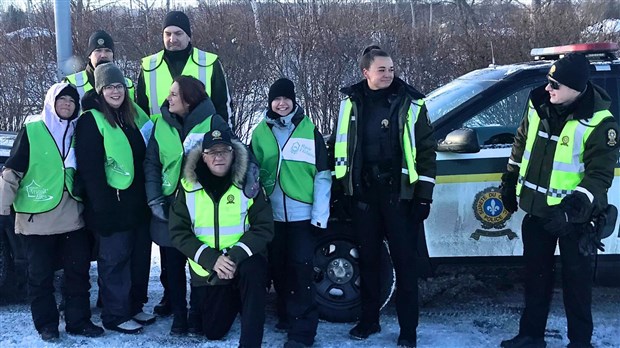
[66,321,105,337]
[39,326,60,342]
[187,310,202,336]
[349,322,381,340]
[500,335,546,348]
[153,296,172,316]
[170,313,188,336]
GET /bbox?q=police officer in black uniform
[500,53,620,348]
[332,46,436,348]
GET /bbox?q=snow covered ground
[1,246,619,348]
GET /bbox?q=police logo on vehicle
[470,187,517,240]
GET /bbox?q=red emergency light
[530,42,619,60]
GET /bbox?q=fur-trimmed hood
[183,139,249,188]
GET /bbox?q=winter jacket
[136,44,232,125]
[63,63,135,100]
[250,106,331,228]
[0,83,84,235]
[505,82,620,217]
[333,77,437,201]
[169,140,274,287]
[74,91,149,235]
[144,98,228,245]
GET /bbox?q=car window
[462,87,533,146]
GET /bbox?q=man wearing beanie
[136,10,232,125]
[250,78,330,347]
[63,30,135,100]
[500,53,619,348]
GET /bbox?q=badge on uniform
[561,136,570,146]
[381,119,389,129]
[607,128,617,147]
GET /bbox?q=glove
[544,206,575,237]
[578,222,605,256]
[560,192,593,224]
[412,198,432,223]
[150,203,168,222]
[499,172,518,214]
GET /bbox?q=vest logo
[106,157,130,176]
[226,194,235,204]
[607,128,617,147]
[470,187,517,240]
[282,138,315,164]
[561,136,570,146]
[162,173,172,187]
[25,180,54,202]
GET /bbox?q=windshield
[0,132,17,159]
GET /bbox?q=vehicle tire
[313,220,395,323]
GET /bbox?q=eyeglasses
[203,148,233,158]
[547,79,561,90]
[103,84,125,92]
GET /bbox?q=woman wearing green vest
[169,127,274,348]
[144,75,228,335]
[332,46,436,347]
[250,78,331,347]
[0,83,104,341]
[499,54,619,348]
[74,63,154,334]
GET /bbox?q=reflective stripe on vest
[153,116,214,196]
[89,106,152,190]
[141,48,217,119]
[65,71,135,101]
[251,116,317,203]
[181,179,253,278]
[334,98,422,183]
[516,102,612,205]
[13,120,75,213]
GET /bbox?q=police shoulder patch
[607,128,617,147]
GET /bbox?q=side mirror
[437,128,480,153]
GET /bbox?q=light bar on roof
[530,42,619,58]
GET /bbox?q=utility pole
[54,0,73,80]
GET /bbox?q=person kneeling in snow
[169,127,274,348]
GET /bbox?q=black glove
[544,206,574,237]
[412,198,432,223]
[150,203,168,222]
[560,192,593,224]
[499,172,518,214]
[578,222,605,256]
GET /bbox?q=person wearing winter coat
[144,75,229,335]
[0,83,104,341]
[499,53,620,348]
[331,46,437,348]
[250,78,331,347]
[169,127,274,348]
[74,63,155,334]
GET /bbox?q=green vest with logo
[153,116,214,196]
[516,102,612,205]
[251,116,317,204]
[181,178,254,279]
[13,120,78,213]
[89,105,153,190]
[141,48,217,119]
[65,70,135,101]
[334,98,422,184]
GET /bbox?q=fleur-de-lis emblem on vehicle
[486,199,501,216]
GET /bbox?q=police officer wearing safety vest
[250,78,331,347]
[75,63,155,334]
[0,83,104,341]
[63,30,135,100]
[333,46,436,348]
[499,53,620,348]
[169,127,273,348]
[136,11,232,124]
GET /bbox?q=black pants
[518,214,593,344]
[161,245,201,317]
[97,224,151,326]
[352,182,419,341]
[194,254,268,348]
[269,220,318,345]
[23,229,92,333]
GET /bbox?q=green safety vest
[141,48,217,119]
[251,116,317,203]
[65,70,135,100]
[153,116,214,196]
[334,98,422,184]
[13,120,78,213]
[181,178,253,279]
[516,102,612,205]
[89,104,153,190]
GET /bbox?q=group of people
[0,8,617,348]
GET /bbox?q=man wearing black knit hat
[136,10,232,124]
[499,53,619,348]
[63,30,135,100]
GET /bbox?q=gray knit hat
[94,63,125,94]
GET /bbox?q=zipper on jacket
[348,102,358,195]
[214,200,220,251]
[61,120,71,159]
[116,189,120,201]
[529,120,552,213]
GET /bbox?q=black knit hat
[548,53,590,92]
[87,30,114,56]
[202,127,233,151]
[94,63,126,94]
[268,78,296,107]
[55,85,80,118]
[163,11,191,37]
